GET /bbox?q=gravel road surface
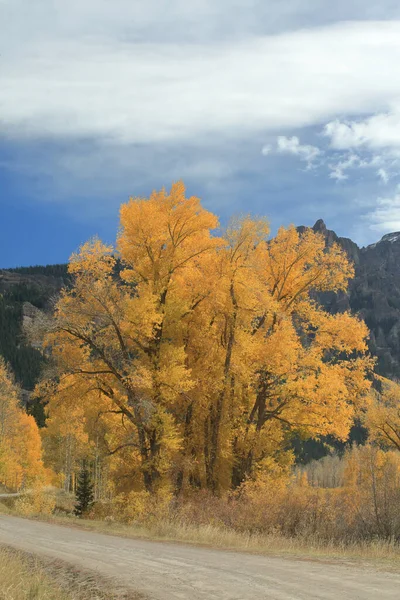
[0,515,399,599]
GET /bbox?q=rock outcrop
[299,220,400,379]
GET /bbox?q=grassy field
[0,547,72,600]
[0,545,142,600]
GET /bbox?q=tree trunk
[207,282,237,494]
[127,391,160,493]
[232,379,268,487]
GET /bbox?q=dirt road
[0,516,399,599]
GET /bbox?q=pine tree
[74,464,94,517]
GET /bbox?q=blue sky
[2,1,400,267]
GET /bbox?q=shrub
[14,489,56,516]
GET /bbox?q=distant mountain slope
[0,265,69,424]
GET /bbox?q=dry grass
[0,546,143,600]
[0,501,11,515]
[0,547,71,600]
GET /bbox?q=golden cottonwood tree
[365,379,400,451]
[42,182,221,493]
[40,377,91,492]
[39,374,146,496]
[40,182,372,496]
[176,220,372,492]
[0,359,46,490]
[228,226,372,488]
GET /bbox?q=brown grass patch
[0,546,145,600]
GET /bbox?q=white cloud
[328,153,358,180]
[365,189,400,232]
[378,168,390,184]
[324,109,400,151]
[326,152,387,181]
[265,135,392,183]
[2,16,400,146]
[322,110,400,184]
[261,144,272,155]
[329,165,348,181]
[276,136,321,167]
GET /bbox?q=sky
[2,2,400,267]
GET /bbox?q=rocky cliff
[300,220,400,380]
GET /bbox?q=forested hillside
[0,266,69,423]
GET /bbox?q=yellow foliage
[0,359,47,490]
[15,489,56,516]
[39,181,372,497]
[112,488,173,524]
[365,379,400,451]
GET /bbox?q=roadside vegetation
[0,547,72,600]
[2,443,400,566]
[0,546,141,600]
